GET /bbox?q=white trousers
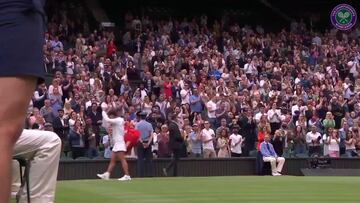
[263,156,285,174]
[13,129,61,203]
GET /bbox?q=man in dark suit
[87,103,102,146]
[53,109,69,151]
[53,109,68,141]
[162,112,184,177]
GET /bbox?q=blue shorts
[0,8,45,79]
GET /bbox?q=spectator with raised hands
[325,129,340,158]
[18,3,360,166]
[201,121,216,158]
[217,129,230,158]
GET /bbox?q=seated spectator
[260,134,286,176]
[13,129,61,203]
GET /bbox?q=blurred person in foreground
[260,134,286,176]
[97,108,131,181]
[0,0,47,201]
[13,129,61,203]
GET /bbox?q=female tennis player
[97,107,131,181]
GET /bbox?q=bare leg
[106,152,118,174]
[0,77,36,203]
[118,152,129,176]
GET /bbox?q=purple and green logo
[330,4,357,30]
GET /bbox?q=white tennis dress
[102,111,126,152]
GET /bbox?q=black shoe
[162,168,167,176]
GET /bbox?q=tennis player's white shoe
[97,172,110,180]
[118,175,131,181]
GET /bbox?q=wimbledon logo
[331,4,357,30]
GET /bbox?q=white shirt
[327,137,340,151]
[306,131,323,145]
[229,133,243,154]
[102,135,112,158]
[267,109,281,123]
[102,111,125,144]
[254,112,263,122]
[291,105,299,116]
[180,89,190,104]
[206,100,217,118]
[201,128,215,150]
[152,132,159,152]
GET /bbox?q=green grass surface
[56,176,359,203]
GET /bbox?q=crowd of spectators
[27,2,360,160]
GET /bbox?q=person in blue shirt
[135,112,154,177]
[260,134,285,176]
[189,88,203,114]
[188,124,202,157]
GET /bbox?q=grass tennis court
[55,176,359,203]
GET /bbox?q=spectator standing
[306,125,323,157]
[68,120,86,159]
[229,126,244,157]
[326,130,340,158]
[201,121,216,158]
[163,113,185,176]
[188,124,203,157]
[157,125,171,158]
[136,112,154,177]
[217,129,230,158]
[293,125,306,155]
[102,128,112,159]
[345,131,359,157]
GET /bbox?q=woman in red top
[163,77,172,99]
[257,129,266,151]
[106,40,116,57]
[256,128,269,175]
[124,121,140,154]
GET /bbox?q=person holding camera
[306,125,323,157]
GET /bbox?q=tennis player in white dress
[97,107,131,181]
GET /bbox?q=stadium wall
[57,158,360,180]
